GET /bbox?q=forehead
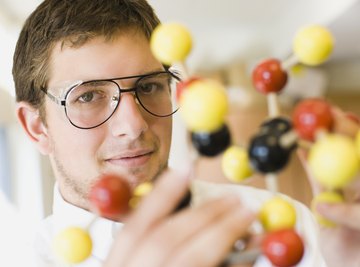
[48,31,162,89]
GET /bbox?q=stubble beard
[52,151,168,212]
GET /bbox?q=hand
[103,169,256,267]
[315,196,360,267]
[299,107,360,267]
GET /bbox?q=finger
[343,178,360,202]
[331,107,360,138]
[296,148,322,195]
[317,202,360,230]
[104,169,190,267]
[126,195,246,267]
[168,205,256,267]
[246,233,265,250]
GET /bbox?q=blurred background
[1,0,360,232]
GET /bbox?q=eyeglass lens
[64,72,179,129]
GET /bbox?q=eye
[137,73,172,96]
[77,90,106,103]
[78,91,94,103]
[137,82,162,95]
[68,81,112,105]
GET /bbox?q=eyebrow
[84,68,168,82]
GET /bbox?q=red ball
[176,76,200,102]
[292,98,333,141]
[252,58,288,94]
[89,174,132,220]
[262,229,304,267]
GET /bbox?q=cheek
[152,117,172,153]
[46,101,102,145]
[47,109,103,163]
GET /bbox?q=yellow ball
[179,79,228,132]
[311,191,344,227]
[133,182,153,197]
[53,227,92,264]
[355,130,360,159]
[293,25,334,66]
[308,134,359,189]
[222,146,253,182]
[129,182,154,209]
[150,23,192,65]
[259,196,297,232]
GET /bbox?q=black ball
[260,117,293,136]
[259,117,297,152]
[248,132,292,173]
[191,124,231,157]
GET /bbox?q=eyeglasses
[41,70,181,129]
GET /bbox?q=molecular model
[52,22,360,267]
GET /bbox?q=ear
[16,102,51,155]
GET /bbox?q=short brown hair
[13,0,160,112]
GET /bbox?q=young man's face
[44,30,172,209]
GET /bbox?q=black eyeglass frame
[40,70,181,130]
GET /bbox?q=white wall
[0,88,45,227]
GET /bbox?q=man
[13,0,325,266]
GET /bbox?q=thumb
[317,202,360,231]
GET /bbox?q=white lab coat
[0,190,37,267]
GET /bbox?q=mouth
[105,150,153,168]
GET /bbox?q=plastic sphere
[222,146,253,182]
[252,58,288,94]
[150,23,192,65]
[180,79,228,132]
[262,229,304,267]
[260,117,297,151]
[176,76,200,102]
[53,227,92,264]
[89,174,132,220]
[248,132,292,173]
[133,182,153,196]
[293,25,334,66]
[129,182,153,209]
[311,191,344,227]
[308,134,360,189]
[356,130,360,158]
[260,117,293,136]
[259,197,297,232]
[191,124,231,157]
[292,98,333,141]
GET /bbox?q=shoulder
[33,215,57,266]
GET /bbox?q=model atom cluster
[51,22,360,267]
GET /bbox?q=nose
[108,92,148,139]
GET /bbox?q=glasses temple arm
[40,87,65,106]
